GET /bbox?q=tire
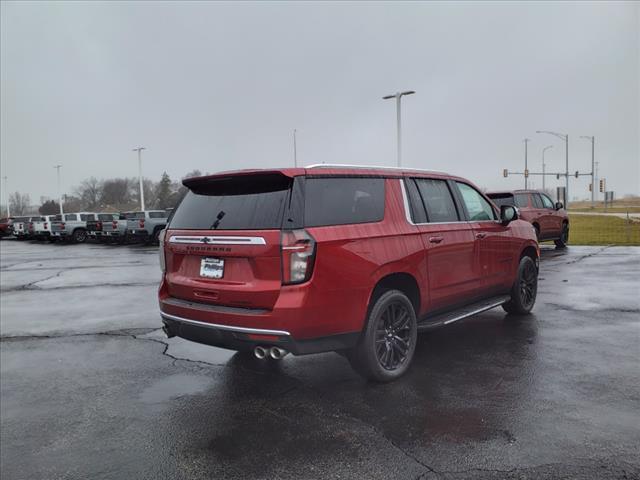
[554,223,569,248]
[72,229,87,243]
[348,289,418,382]
[503,256,538,315]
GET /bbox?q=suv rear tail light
[159,229,166,272]
[281,229,316,285]
[139,219,145,228]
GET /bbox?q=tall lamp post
[537,131,569,205]
[293,129,298,167]
[541,145,553,191]
[383,90,415,167]
[2,176,9,217]
[132,147,146,211]
[53,165,63,214]
[580,135,595,207]
[523,138,530,189]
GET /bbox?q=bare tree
[75,177,103,210]
[9,192,30,215]
[100,178,133,209]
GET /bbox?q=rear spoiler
[183,170,300,195]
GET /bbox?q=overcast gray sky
[1,1,639,203]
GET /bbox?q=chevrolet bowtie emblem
[202,237,211,244]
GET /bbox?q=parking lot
[1,240,639,479]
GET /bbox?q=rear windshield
[98,214,117,221]
[126,212,145,220]
[488,193,529,208]
[149,211,167,219]
[170,176,291,230]
[487,194,515,208]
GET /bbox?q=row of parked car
[0,210,169,244]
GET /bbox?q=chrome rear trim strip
[169,235,266,245]
[160,311,291,337]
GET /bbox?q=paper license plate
[200,257,224,279]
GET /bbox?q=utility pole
[293,129,298,167]
[524,138,530,189]
[537,131,569,206]
[580,136,595,207]
[541,145,553,191]
[383,90,415,167]
[53,165,63,214]
[2,176,9,217]
[132,147,146,211]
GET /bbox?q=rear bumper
[129,229,149,237]
[160,311,358,355]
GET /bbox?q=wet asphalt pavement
[1,240,639,479]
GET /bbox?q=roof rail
[305,163,448,174]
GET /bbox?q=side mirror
[500,205,518,226]
[555,202,564,210]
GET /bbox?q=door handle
[428,236,444,244]
[475,232,487,239]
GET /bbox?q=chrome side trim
[160,311,291,337]
[168,235,266,245]
[442,299,508,325]
[305,163,448,175]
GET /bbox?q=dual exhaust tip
[254,345,288,360]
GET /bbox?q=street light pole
[132,147,146,211]
[524,138,530,189]
[383,90,415,167]
[537,131,569,206]
[53,165,63,214]
[293,129,297,167]
[2,176,9,217]
[541,145,553,191]
[580,136,595,207]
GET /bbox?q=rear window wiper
[210,211,226,229]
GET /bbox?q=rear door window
[540,194,554,209]
[304,177,384,227]
[414,178,459,223]
[531,193,544,209]
[404,179,428,224]
[514,193,529,208]
[456,182,496,221]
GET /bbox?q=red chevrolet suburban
[159,165,539,381]
[487,190,569,248]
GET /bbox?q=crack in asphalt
[1,280,159,293]
[0,327,232,369]
[562,245,611,264]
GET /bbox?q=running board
[417,295,510,331]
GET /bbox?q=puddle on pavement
[139,374,213,405]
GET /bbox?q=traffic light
[575,171,579,178]
[599,179,605,192]
[503,169,508,178]
[524,169,529,178]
